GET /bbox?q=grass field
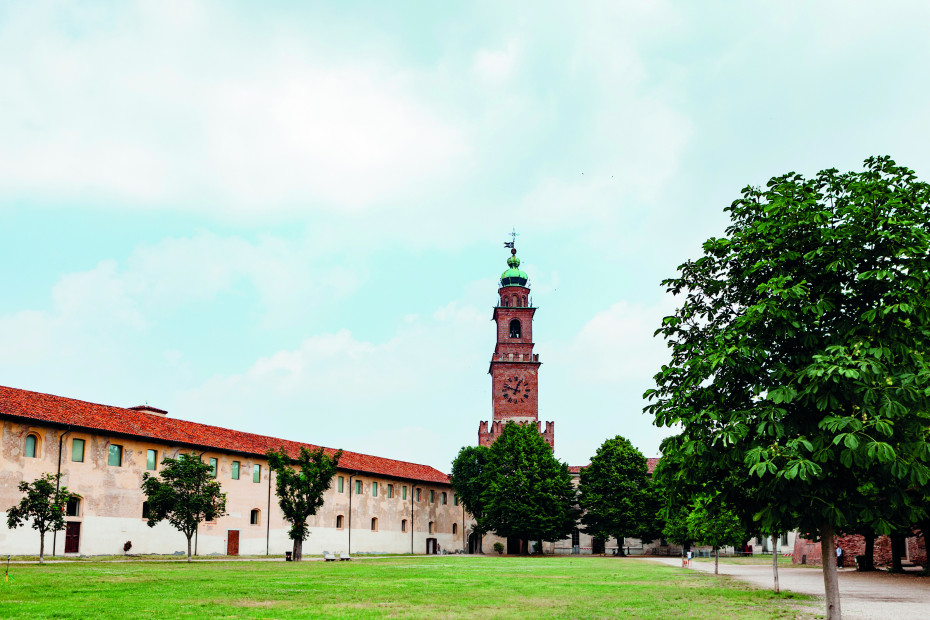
[0,556,815,619]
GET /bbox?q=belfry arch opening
[509,319,522,339]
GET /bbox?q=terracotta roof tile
[569,458,660,475]
[0,385,449,484]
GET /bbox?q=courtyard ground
[0,555,814,619]
[647,556,930,620]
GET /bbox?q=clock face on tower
[501,375,532,404]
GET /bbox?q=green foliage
[6,473,72,562]
[266,445,342,555]
[450,444,493,535]
[453,423,579,546]
[686,495,746,551]
[493,541,505,555]
[578,435,660,551]
[646,156,930,540]
[140,453,227,561]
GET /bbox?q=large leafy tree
[482,422,579,552]
[646,156,930,619]
[6,473,72,563]
[686,494,747,575]
[141,453,227,562]
[266,446,342,561]
[450,444,493,549]
[578,435,655,555]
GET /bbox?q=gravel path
[645,557,930,619]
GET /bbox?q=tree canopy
[452,422,579,552]
[645,156,930,618]
[6,473,72,563]
[266,445,342,561]
[578,435,658,555]
[141,452,227,562]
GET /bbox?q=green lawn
[0,556,815,619]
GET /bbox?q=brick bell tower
[478,239,555,450]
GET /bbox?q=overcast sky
[2,1,929,471]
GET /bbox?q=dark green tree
[141,453,227,562]
[482,422,579,552]
[6,473,72,563]
[266,446,342,561]
[450,444,493,551]
[646,156,930,619]
[578,435,655,555]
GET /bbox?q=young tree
[578,435,654,556]
[141,453,227,562]
[6,473,72,563]
[266,446,342,561]
[686,495,747,575]
[646,156,930,619]
[482,422,579,552]
[450,445,493,551]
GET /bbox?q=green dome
[500,251,528,287]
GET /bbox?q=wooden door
[227,530,239,556]
[64,521,80,553]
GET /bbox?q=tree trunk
[890,534,904,572]
[772,534,779,593]
[293,538,303,562]
[186,533,193,563]
[617,536,626,557]
[820,523,841,620]
[860,530,875,572]
[39,530,45,564]
[714,547,719,574]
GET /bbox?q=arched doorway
[468,532,482,554]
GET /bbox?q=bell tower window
[509,319,521,339]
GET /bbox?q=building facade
[0,386,468,557]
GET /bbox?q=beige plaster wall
[0,419,469,557]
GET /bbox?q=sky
[2,1,930,472]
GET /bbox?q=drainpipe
[410,485,414,555]
[462,504,466,554]
[52,427,72,557]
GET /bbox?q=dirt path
[646,557,930,619]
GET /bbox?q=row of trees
[451,423,665,555]
[8,446,342,563]
[645,156,930,619]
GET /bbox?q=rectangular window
[372,481,378,497]
[402,485,407,500]
[142,501,151,520]
[355,480,362,495]
[253,464,261,483]
[781,533,789,546]
[338,476,344,493]
[66,497,80,517]
[441,492,447,505]
[108,444,123,467]
[416,488,421,502]
[232,461,240,480]
[209,457,218,478]
[429,490,435,503]
[453,494,459,506]
[71,438,85,463]
[146,449,157,471]
[24,435,37,458]
[387,484,394,499]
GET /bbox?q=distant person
[836,546,843,568]
[686,549,693,568]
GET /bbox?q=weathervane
[503,227,519,249]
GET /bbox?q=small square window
[338,476,344,493]
[250,509,260,525]
[209,457,218,478]
[231,461,240,480]
[66,497,81,517]
[71,438,85,463]
[372,481,378,497]
[336,515,344,529]
[253,464,261,483]
[146,449,157,471]
[108,444,123,467]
